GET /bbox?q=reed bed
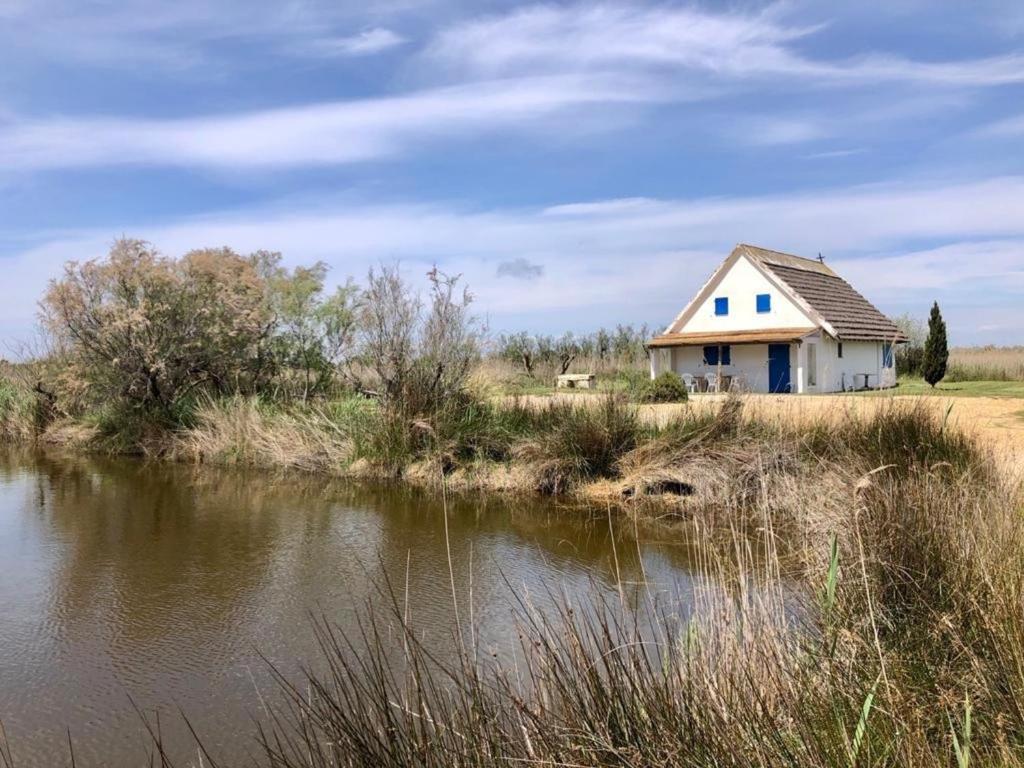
[0,377,34,443]
[170,395,367,473]
[948,346,1024,382]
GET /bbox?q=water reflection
[0,449,705,765]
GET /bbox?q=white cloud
[4,175,1024,343]
[0,0,419,70]
[424,3,1024,87]
[802,148,867,159]
[313,28,406,57]
[0,74,665,171]
[975,113,1024,137]
[832,240,1024,298]
[734,117,829,146]
[0,2,1015,175]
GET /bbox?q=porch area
[648,327,819,394]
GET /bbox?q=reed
[172,395,364,473]
[948,346,1024,382]
[0,377,34,442]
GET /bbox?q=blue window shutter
[756,294,771,313]
[882,343,893,368]
[703,345,729,365]
[714,297,729,316]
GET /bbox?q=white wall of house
[679,256,815,333]
[815,339,896,391]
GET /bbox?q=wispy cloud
[424,3,1024,87]
[802,148,867,159]
[974,113,1024,137]
[0,1,1015,174]
[312,28,406,57]
[0,74,665,171]
[734,117,829,146]
[0,0,416,70]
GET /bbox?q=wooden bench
[556,373,596,389]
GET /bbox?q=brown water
[0,448,708,766]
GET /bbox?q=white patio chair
[681,373,697,393]
[704,372,719,393]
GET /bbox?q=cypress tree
[921,301,948,387]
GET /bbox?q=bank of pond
[1,397,1023,766]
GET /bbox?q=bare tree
[357,264,482,414]
[359,265,420,402]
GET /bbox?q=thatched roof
[741,245,907,342]
[648,327,816,347]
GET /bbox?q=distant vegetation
[947,346,1024,383]
[493,324,652,379]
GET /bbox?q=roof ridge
[738,243,837,276]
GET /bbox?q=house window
[838,342,843,359]
[714,297,729,316]
[882,343,894,368]
[703,345,731,365]
[756,293,771,313]
[806,343,817,387]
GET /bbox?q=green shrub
[637,371,689,403]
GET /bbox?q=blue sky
[1,0,1023,347]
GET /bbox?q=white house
[648,244,907,394]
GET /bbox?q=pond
[0,448,710,766]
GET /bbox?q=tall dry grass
[948,346,1024,382]
[0,374,39,442]
[172,396,363,473]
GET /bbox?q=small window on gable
[714,297,729,316]
[702,345,731,366]
[756,293,771,313]
[838,342,843,359]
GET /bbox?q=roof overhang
[838,333,911,343]
[648,327,818,348]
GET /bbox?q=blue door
[768,344,791,393]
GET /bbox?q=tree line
[493,325,653,378]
